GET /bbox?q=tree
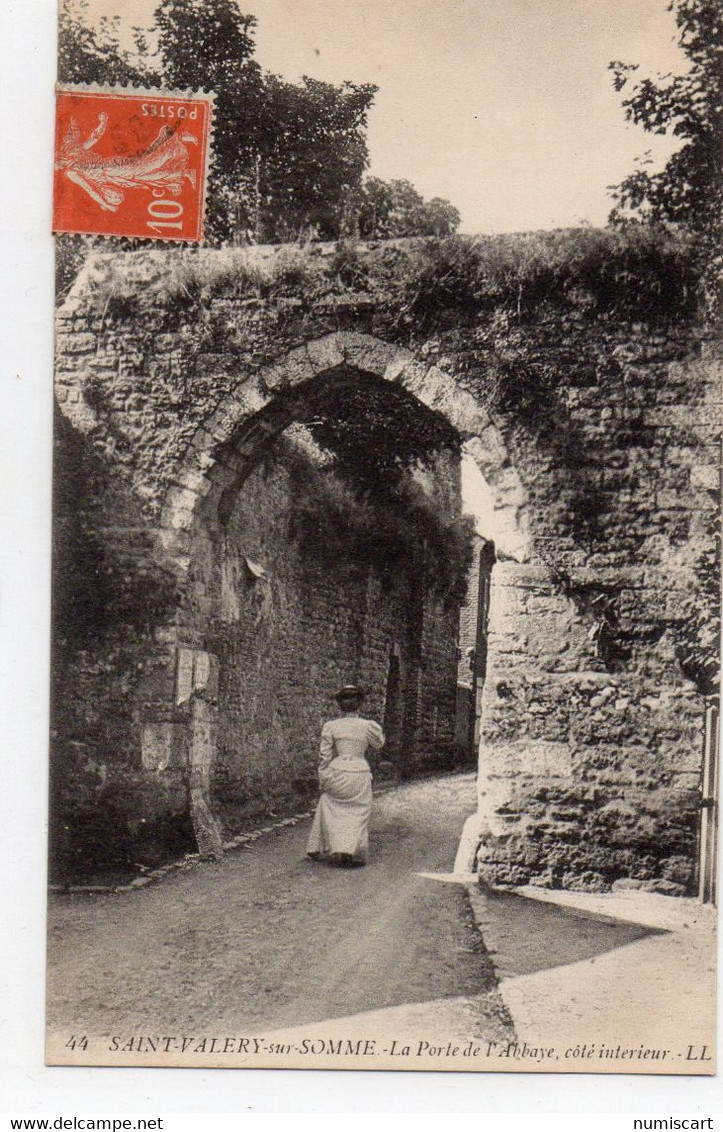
[254,76,377,242]
[357,177,460,239]
[154,0,265,242]
[609,0,722,290]
[58,0,378,244]
[423,197,464,238]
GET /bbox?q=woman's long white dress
[306,714,385,862]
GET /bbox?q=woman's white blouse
[319,715,385,772]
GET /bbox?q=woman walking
[306,684,385,867]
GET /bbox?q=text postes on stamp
[53,86,214,243]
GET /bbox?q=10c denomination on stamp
[53,85,214,243]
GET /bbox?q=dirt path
[47,773,511,1044]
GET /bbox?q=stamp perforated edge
[54,81,217,245]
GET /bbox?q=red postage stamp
[53,86,214,243]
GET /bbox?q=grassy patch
[68,226,700,324]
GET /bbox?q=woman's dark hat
[334,683,365,703]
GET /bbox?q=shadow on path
[475,889,666,980]
[48,773,510,1037]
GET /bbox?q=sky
[85,0,687,234]
[249,0,685,232]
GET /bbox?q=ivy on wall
[279,442,475,604]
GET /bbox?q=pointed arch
[159,331,531,574]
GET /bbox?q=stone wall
[192,446,460,831]
[51,405,462,875]
[457,536,484,688]
[53,234,721,892]
[51,410,194,878]
[475,336,721,894]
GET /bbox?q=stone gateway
[52,233,720,895]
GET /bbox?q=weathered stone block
[339,332,398,376]
[58,332,97,355]
[690,464,719,491]
[160,486,199,531]
[562,870,609,893]
[383,348,414,383]
[141,722,173,771]
[394,358,431,397]
[304,334,345,373]
[491,476,527,515]
[261,346,315,391]
[483,740,572,779]
[465,428,508,477]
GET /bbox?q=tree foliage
[58,1,153,86]
[58,0,459,245]
[154,0,378,242]
[357,178,461,239]
[254,76,377,242]
[303,378,460,491]
[609,0,722,305]
[284,440,474,603]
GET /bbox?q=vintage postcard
[47,0,720,1074]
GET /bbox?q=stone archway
[152,332,531,856]
[54,248,715,893]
